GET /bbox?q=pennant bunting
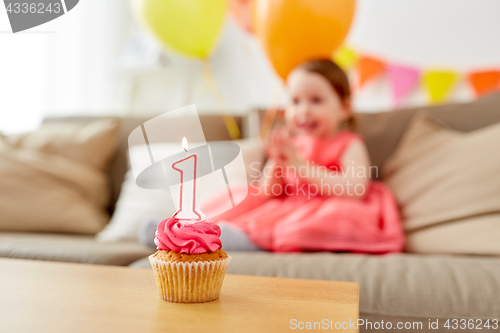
[333,46,358,71]
[467,70,500,97]
[335,44,500,106]
[388,64,420,107]
[422,71,458,104]
[357,56,386,88]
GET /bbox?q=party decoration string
[333,45,500,106]
[258,86,285,141]
[202,61,242,140]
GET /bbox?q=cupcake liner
[149,255,231,303]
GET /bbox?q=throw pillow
[382,113,500,255]
[7,119,119,171]
[0,120,119,234]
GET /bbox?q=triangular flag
[422,71,458,104]
[333,46,358,71]
[357,56,386,88]
[467,70,500,97]
[388,64,420,107]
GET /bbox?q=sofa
[2,93,500,332]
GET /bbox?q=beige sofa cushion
[0,233,153,266]
[0,120,119,234]
[406,214,500,255]
[382,113,500,255]
[8,120,119,171]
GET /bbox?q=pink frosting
[154,218,222,254]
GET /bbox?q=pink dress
[202,131,405,253]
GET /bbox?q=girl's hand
[265,126,305,167]
[281,140,306,168]
[265,125,286,160]
[278,128,306,168]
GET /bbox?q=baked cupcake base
[149,249,231,303]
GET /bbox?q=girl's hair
[294,59,356,129]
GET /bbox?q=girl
[203,59,405,253]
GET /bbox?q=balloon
[134,0,227,59]
[253,0,356,79]
[229,0,253,33]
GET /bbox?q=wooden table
[0,258,359,333]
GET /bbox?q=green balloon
[137,0,227,58]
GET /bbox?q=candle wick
[183,147,188,152]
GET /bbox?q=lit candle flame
[182,137,188,152]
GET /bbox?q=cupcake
[149,217,231,303]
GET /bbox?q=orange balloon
[253,0,356,79]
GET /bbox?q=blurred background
[1,0,500,134]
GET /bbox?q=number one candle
[171,137,203,221]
